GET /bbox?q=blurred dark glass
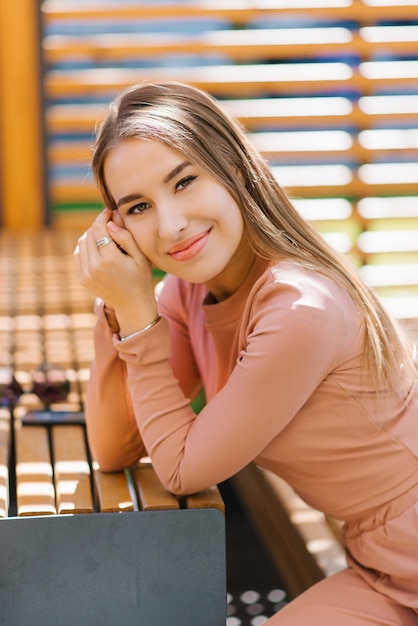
[0,367,23,406]
[32,364,70,406]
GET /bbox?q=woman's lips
[168,231,210,261]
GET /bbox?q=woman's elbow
[159,467,209,497]
[91,451,131,474]
[90,442,143,474]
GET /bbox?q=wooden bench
[0,231,226,625]
[232,464,346,599]
[0,409,226,626]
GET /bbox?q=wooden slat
[0,410,10,518]
[49,128,418,165]
[326,515,344,543]
[48,99,356,135]
[40,1,418,25]
[185,486,225,513]
[134,465,179,511]
[93,466,134,513]
[358,95,418,125]
[358,230,418,256]
[42,26,418,64]
[273,163,418,198]
[15,425,56,516]
[357,196,418,221]
[45,95,418,136]
[258,468,346,577]
[44,62,356,99]
[52,424,94,514]
[42,28,354,63]
[48,61,417,99]
[359,264,418,290]
[253,129,418,162]
[232,464,347,597]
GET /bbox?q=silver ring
[96,237,111,250]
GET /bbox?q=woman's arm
[86,280,203,471]
[75,210,202,470]
[116,278,350,495]
[85,300,147,471]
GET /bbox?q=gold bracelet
[119,315,161,342]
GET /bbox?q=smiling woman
[73,82,418,625]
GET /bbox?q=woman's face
[103,138,254,301]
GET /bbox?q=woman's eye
[127,202,149,215]
[175,175,196,191]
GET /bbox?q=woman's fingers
[106,220,133,254]
[106,219,151,271]
[73,231,90,279]
[90,209,137,260]
[111,209,125,229]
[73,208,154,313]
[91,208,114,251]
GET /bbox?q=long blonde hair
[92,81,416,391]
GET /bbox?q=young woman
[74,82,418,624]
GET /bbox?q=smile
[168,230,211,262]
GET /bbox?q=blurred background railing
[1,0,417,318]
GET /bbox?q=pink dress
[86,257,418,624]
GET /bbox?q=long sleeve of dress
[112,268,351,495]
[87,261,418,521]
[86,284,203,471]
[85,300,147,470]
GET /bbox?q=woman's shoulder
[251,259,361,327]
[231,259,364,371]
[260,259,354,298]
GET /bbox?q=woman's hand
[74,208,158,335]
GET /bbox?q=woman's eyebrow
[116,160,192,209]
[116,192,143,209]
[163,161,191,184]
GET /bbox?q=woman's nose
[157,205,188,240]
